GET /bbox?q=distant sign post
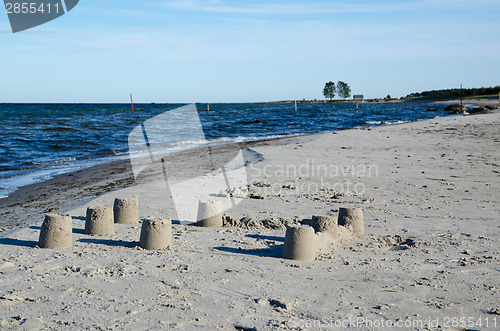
[4,0,79,33]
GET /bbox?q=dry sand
[0,111,499,330]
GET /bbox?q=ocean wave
[364,120,411,126]
[42,127,79,133]
[29,157,77,165]
[127,133,299,160]
[105,150,128,157]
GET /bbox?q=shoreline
[0,111,498,329]
[0,134,308,232]
[0,102,495,232]
[1,97,494,203]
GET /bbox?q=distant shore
[431,97,499,107]
[266,96,499,107]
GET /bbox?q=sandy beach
[1,111,499,330]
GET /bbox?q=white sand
[1,112,499,330]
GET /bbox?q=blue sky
[1,0,499,102]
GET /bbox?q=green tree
[323,81,336,101]
[337,81,351,100]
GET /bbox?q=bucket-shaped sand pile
[38,213,73,249]
[311,215,339,238]
[283,225,316,261]
[196,200,223,228]
[113,197,139,224]
[85,206,114,235]
[139,218,172,250]
[338,207,364,236]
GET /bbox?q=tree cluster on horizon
[323,81,351,100]
[406,86,500,99]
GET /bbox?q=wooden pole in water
[130,93,135,114]
[356,102,359,114]
[460,84,463,113]
[295,100,297,114]
[207,103,210,113]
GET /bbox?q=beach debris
[445,104,466,113]
[489,308,500,316]
[268,298,289,310]
[234,325,257,331]
[338,207,364,236]
[282,184,297,190]
[468,106,491,115]
[249,192,266,200]
[283,225,316,261]
[222,214,239,227]
[197,200,223,228]
[38,213,73,249]
[139,218,172,250]
[215,185,267,200]
[374,235,416,251]
[252,181,271,187]
[216,185,251,198]
[85,206,114,236]
[113,197,139,224]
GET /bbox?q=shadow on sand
[79,238,137,248]
[246,234,284,242]
[0,237,38,247]
[214,242,284,258]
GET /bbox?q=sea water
[0,102,451,197]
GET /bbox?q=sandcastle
[113,197,139,224]
[85,206,114,236]
[36,195,364,259]
[311,215,339,238]
[139,218,172,250]
[283,225,317,261]
[283,208,365,260]
[196,200,223,228]
[38,213,73,249]
[337,207,364,236]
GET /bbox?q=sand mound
[222,214,298,230]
